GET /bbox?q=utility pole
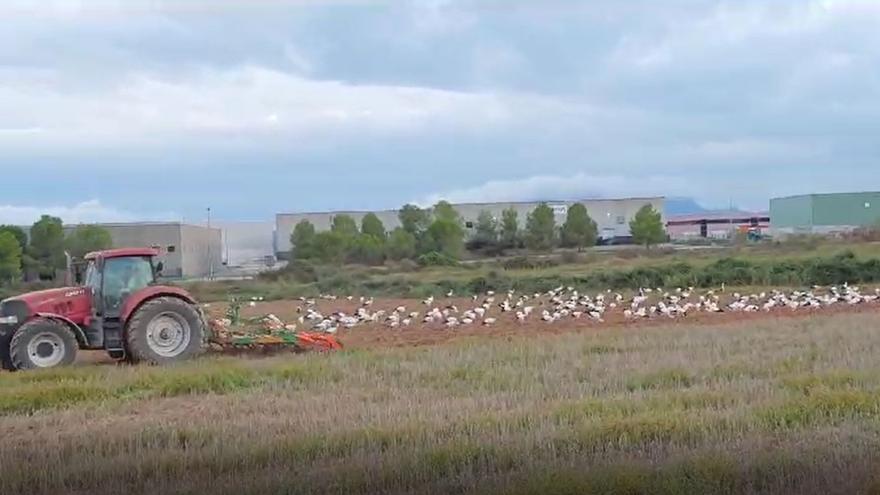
[207,207,214,280]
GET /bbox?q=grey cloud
[1,0,879,219]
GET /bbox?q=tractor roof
[84,247,159,260]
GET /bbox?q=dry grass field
[3,310,880,494]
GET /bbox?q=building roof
[66,221,215,229]
[771,191,880,201]
[667,211,769,223]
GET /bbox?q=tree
[348,234,386,265]
[433,200,461,224]
[361,213,387,239]
[330,214,359,238]
[386,228,417,260]
[500,208,519,249]
[28,215,65,279]
[290,220,317,259]
[0,232,23,283]
[398,204,431,235]
[424,218,465,259]
[64,225,113,259]
[525,203,557,251]
[560,203,598,251]
[310,231,348,263]
[630,204,666,248]
[0,225,27,252]
[468,210,498,252]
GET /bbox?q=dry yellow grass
[2,312,880,494]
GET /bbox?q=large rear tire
[1,329,15,371]
[9,318,78,370]
[126,297,205,364]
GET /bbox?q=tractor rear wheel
[9,318,78,370]
[1,329,14,371]
[126,297,205,364]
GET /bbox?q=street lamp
[207,207,214,280]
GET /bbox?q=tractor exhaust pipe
[64,251,73,286]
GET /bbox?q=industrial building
[770,192,880,235]
[274,197,665,256]
[666,212,769,240]
[214,221,275,266]
[64,222,222,278]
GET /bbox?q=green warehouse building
[770,192,880,235]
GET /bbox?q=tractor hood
[3,287,88,315]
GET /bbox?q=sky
[1,0,879,224]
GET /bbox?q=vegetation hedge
[188,250,880,302]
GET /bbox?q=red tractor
[0,247,206,371]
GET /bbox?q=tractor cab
[83,248,161,317]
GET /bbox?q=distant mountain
[664,197,710,216]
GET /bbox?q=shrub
[284,260,319,283]
[386,228,417,261]
[501,256,559,271]
[560,251,582,264]
[417,251,459,267]
[347,234,386,266]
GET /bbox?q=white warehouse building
[274,197,665,257]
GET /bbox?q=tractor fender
[120,286,199,324]
[33,312,89,348]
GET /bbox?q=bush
[389,259,420,273]
[386,228,417,261]
[194,248,880,302]
[560,251,582,264]
[844,227,880,242]
[468,271,513,294]
[285,260,319,283]
[347,234,386,266]
[417,251,459,267]
[501,256,559,271]
[775,234,823,252]
[614,249,640,260]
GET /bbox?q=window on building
[616,216,625,225]
[465,221,474,229]
[167,245,176,253]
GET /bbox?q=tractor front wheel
[126,297,205,364]
[9,318,78,370]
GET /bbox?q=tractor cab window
[84,261,101,294]
[102,256,156,312]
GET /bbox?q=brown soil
[206,296,880,351]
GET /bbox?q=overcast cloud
[1,0,878,223]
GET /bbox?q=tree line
[290,201,665,266]
[0,216,113,284]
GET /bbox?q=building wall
[275,197,665,255]
[214,221,275,266]
[179,224,223,279]
[667,212,770,240]
[812,192,880,227]
[64,223,185,277]
[770,195,814,231]
[63,222,221,278]
[667,223,770,240]
[771,192,880,234]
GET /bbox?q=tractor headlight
[0,315,18,324]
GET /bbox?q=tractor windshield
[102,256,155,312]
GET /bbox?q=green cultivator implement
[208,309,342,353]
